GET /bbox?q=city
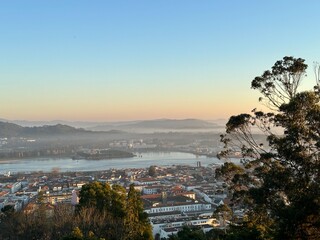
[0,158,240,239]
[1,1,319,239]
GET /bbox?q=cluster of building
[0,162,242,239]
[0,177,35,212]
[108,138,221,157]
[128,164,232,238]
[109,139,157,149]
[0,172,88,213]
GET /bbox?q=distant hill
[0,121,24,137]
[0,118,138,129]
[124,119,217,129]
[0,121,90,138]
[0,119,109,128]
[89,119,219,132]
[0,118,223,134]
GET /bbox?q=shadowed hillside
[0,122,89,138]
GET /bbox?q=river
[0,152,225,174]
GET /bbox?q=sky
[1,1,320,122]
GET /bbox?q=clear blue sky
[1,1,320,121]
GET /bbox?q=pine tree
[125,184,153,240]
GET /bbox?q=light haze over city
[1,0,319,121]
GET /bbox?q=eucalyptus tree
[218,56,320,239]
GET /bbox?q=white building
[145,201,211,214]
[152,216,219,239]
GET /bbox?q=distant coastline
[72,149,135,160]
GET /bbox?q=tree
[125,184,153,240]
[206,228,227,240]
[0,182,153,240]
[168,226,207,240]
[213,204,232,229]
[251,56,307,109]
[0,204,53,240]
[77,182,126,239]
[51,204,75,239]
[1,204,15,215]
[63,227,84,240]
[78,182,153,240]
[63,227,106,240]
[78,181,112,212]
[219,56,320,239]
[148,165,157,177]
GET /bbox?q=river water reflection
[0,152,223,173]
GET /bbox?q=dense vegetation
[0,182,153,240]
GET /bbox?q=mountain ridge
[0,121,90,138]
[0,118,224,135]
[88,118,219,131]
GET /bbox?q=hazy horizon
[0,117,227,123]
[1,1,319,121]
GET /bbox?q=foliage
[148,165,157,177]
[0,203,55,239]
[78,181,113,212]
[168,226,207,240]
[63,227,84,240]
[0,182,153,240]
[213,204,232,228]
[124,184,153,240]
[77,182,153,240]
[218,56,320,239]
[63,227,105,240]
[251,56,307,110]
[1,204,15,215]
